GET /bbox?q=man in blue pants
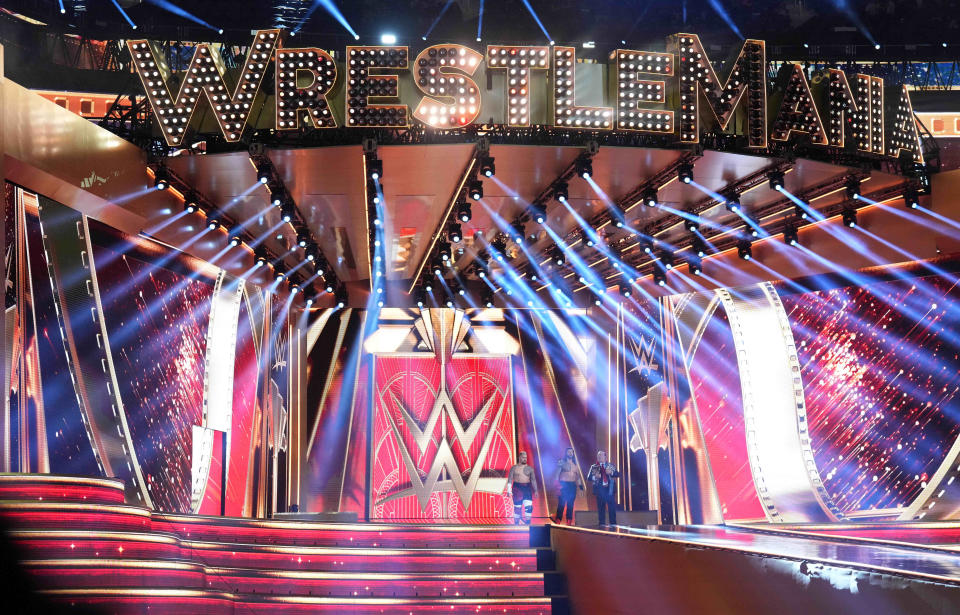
[588,450,620,527]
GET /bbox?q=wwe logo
[377,384,508,511]
[627,334,659,375]
[79,171,108,189]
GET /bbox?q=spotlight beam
[144,0,221,32]
[110,0,137,29]
[832,0,879,46]
[422,0,455,40]
[476,0,485,41]
[707,0,744,39]
[520,0,553,43]
[294,0,359,38]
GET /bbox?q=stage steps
[0,474,566,615]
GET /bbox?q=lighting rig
[554,153,700,294]
[602,160,793,287]
[363,140,384,289]
[247,150,340,305]
[407,139,491,304]
[473,143,602,303]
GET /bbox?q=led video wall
[4,184,286,515]
[690,271,960,521]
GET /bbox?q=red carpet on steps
[0,474,564,614]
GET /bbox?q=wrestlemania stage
[2,8,960,615]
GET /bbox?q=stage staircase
[0,474,567,614]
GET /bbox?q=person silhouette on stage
[588,450,620,527]
[553,447,584,524]
[506,451,538,525]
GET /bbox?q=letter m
[671,34,767,148]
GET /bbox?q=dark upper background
[2,0,957,49]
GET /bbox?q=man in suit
[587,450,620,527]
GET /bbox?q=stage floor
[613,524,960,583]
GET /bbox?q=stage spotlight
[689,257,703,276]
[724,192,741,213]
[270,188,284,207]
[296,229,310,248]
[304,286,317,306]
[289,280,301,294]
[554,251,566,267]
[184,193,199,213]
[438,242,452,262]
[206,214,222,231]
[530,202,547,225]
[768,170,785,191]
[468,180,484,201]
[842,207,857,228]
[653,269,667,286]
[745,222,759,239]
[335,286,348,309]
[432,258,444,276]
[304,244,319,262]
[795,203,809,220]
[685,217,700,233]
[229,235,242,247]
[554,181,569,203]
[415,289,426,308]
[325,281,336,293]
[511,219,526,243]
[479,156,496,177]
[845,177,861,200]
[585,236,596,247]
[275,267,287,281]
[659,250,674,270]
[737,239,752,260]
[492,238,507,261]
[154,167,170,190]
[678,163,694,184]
[368,159,383,181]
[448,223,463,243]
[257,167,271,184]
[904,187,920,209]
[692,235,708,257]
[576,158,593,179]
[254,248,269,267]
[456,201,473,223]
[424,282,433,292]
[371,187,382,205]
[784,223,799,246]
[639,237,653,254]
[381,33,397,45]
[280,201,295,223]
[482,290,494,308]
[642,187,658,207]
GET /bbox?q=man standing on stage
[506,451,538,525]
[588,450,620,526]
[554,447,584,524]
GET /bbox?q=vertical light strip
[193,272,242,513]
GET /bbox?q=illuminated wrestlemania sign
[128,30,923,162]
